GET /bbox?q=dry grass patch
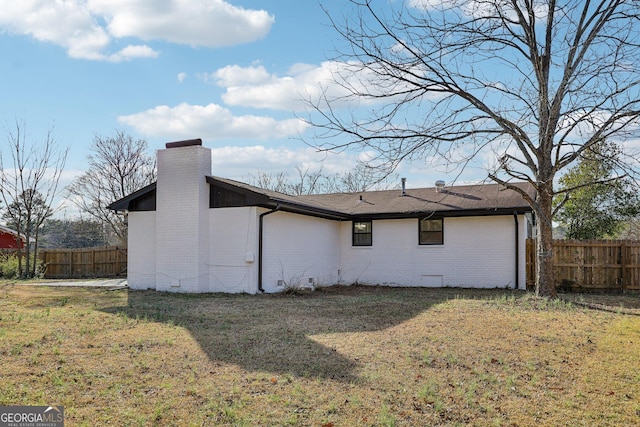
[560,292,640,313]
[0,284,639,426]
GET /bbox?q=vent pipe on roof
[435,180,446,192]
[401,177,406,196]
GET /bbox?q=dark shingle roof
[297,181,535,218]
[110,176,535,219]
[212,177,535,219]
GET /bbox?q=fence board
[39,247,127,279]
[526,239,640,292]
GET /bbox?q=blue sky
[0,0,491,213]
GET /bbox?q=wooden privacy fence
[526,239,640,292]
[39,246,127,279]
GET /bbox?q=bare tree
[67,130,156,246]
[338,163,397,193]
[249,170,292,194]
[246,163,398,195]
[309,0,640,297]
[247,167,335,195]
[0,121,68,278]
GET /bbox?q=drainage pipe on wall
[258,205,280,293]
[513,211,520,290]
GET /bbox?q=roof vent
[435,180,446,192]
[401,177,407,196]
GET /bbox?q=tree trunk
[31,233,39,278]
[24,220,32,279]
[536,183,557,297]
[15,221,24,278]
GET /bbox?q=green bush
[0,254,19,278]
[0,253,44,279]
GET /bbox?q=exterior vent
[435,180,446,192]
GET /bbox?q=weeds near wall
[277,263,316,295]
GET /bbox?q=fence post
[39,251,46,273]
[621,241,627,292]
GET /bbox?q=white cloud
[107,44,159,62]
[213,61,411,112]
[408,0,548,23]
[117,102,309,140]
[213,64,273,87]
[621,137,640,157]
[0,0,274,61]
[177,72,187,83]
[209,145,360,181]
[407,0,453,10]
[0,0,114,60]
[91,0,274,47]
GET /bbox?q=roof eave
[108,182,157,211]
[267,198,350,221]
[352,206,533,220]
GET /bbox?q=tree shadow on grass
[100,286,486,382]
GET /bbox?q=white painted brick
[262,210,341,292]
[128,208,527,292]
[209,206,258,293]
[339,215,526,289]
[155,145,211,292]
[127,211,156,290]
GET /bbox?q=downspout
[258,205,280,293]
[513,211,520,290]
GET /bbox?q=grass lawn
[0,284,639,426]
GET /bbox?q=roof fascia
[109,177,534,221]
[108,182,157,211]
[207,176,271,206]
[352,206,533,221]
[208,177,349,220]
[268,198,350,221]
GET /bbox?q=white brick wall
[261,210,341,292]
[127,207,527,292]
[339,215,526,289]
[155,145,211,292]
[127,211,156,290]
[209,206,258,293]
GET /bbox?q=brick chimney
[155,139,211,292]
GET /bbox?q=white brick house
[109,139,535,293]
